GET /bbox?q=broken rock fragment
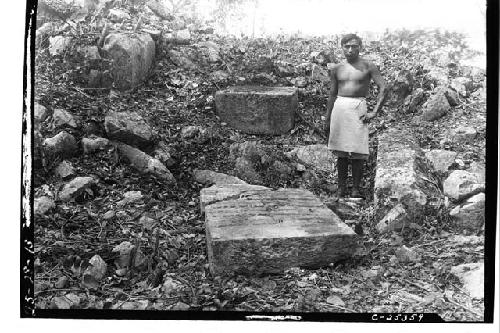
[449,192,485,231]
[53,108,78,129]
[54,160,76,179]
[424,149,457,174]
[289,144,335,173]
[450,262,484,299]
[34,196,55,216]
[59,176,98,202]
[105,112,155,149]
[81,136,110,154]
[102,33,155,90]
[114,142,175,182]
[443,170,484,201]
[422,90,451,121]
[43,131,78,157]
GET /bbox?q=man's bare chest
[336,66,370,82]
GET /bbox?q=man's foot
[351,188,365,199]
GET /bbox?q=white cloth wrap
[328,96,369,155]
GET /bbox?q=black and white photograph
[19,0,497,324]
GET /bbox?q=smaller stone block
[215,86,298,135]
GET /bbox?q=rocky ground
[30,0,488,321]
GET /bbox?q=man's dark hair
[341,34,362,47]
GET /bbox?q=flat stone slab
[203,186,357,275]
[215,86,298,135]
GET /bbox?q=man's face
[342,39,361,61]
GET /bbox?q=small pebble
[188,201,196,206]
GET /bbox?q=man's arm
[325,66,339,136]
[368,62,386,117]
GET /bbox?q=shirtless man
[326,34,386,198]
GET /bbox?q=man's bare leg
[351,159,364,198]
[337,157,348,198]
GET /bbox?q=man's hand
[360,112,376,124]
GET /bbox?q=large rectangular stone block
[203,186,357,275]
[215,86,297,135]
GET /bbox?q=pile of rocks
[33,102,176,216]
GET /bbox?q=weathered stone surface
[291,77,307,88]
[34,196,55,216]
[449,192,485,230]
[311,65,329,83]
[203,186,357,275]
[108,8,131,21]
[59,176,97,202]
[49,36,72,56]
[54,160,75,179]
[193,169,247,186]
[78,45,101,60]
[395,245,419,263]
[450,262,484,299]
[180,125,212,143]
[271,160,293,178]
[102,33,155,90]
[443,170,484,201]
[450,77,472,97]
[215,86,298,135]
[424,149,457,173]
[447,126,477,143]
[105,112,154,148]
[153,142,176,167]
[234,157,262,184]
[403,88,426,113]
[289,144,335,173]
[197,41,220,62]
[468,161,485,182]
[81,136,110,154]
[200,183,268,213]
[209,70,229,82]
[252,73,277,85]
[376,204,409,233]
[53,109,78,128]
[422,90,450,121]
[275,60,295,77]
[441,86,460,106]
[168,49,196,69]
[310,50,337,65]
[461,66,486,84]
[229,141,265,162]
[425,66,449,86]
[164,29,191,44]
[115,142,175,182]
[34,103,50,126]
[117,190,143,206]
[387,70,414,106]
[374,128,442,223]
[43,131,78,157]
